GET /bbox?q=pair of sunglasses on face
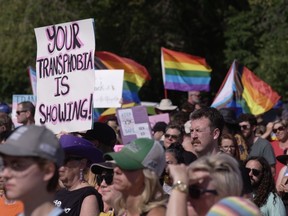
[246,168,262,177]
[96,172,114,185]
[63,156,83,165]
[272,126,285,134]
[239,125,250,130]
[164,134,179,139]
[16,110,28,115]
[188,186,218,199]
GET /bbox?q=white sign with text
[94,69,124,108]
[34,19,95,134]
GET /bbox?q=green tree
[224,0,288,100]
[4,0,282,107]
[0,0,79,102]
[257,0,288,100]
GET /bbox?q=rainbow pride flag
[161,47,212,91]
[211,60,280,115]
[96,51,151,103]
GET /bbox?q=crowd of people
[0,91,288,215]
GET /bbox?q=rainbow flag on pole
[161,47,212,91]
[211,60,280,115]
[96,51,151,103]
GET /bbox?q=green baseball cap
[104,138,165,176]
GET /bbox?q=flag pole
[164,88,168,99]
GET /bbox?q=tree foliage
[0,0,79,101]
[224,0,288,100]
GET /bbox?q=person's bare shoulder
[146,206,166,216]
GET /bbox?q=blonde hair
[273,119,288,128]
[115,169,167,215]
[86,169,98,188]
[189,153,243,198]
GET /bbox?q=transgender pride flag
[211,60,280,115]
[161,47,212,91]
[28,66,37,95]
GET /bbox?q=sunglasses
[239,125,250,130]
[96,173,114,185]
[64,156,83,164]
[189,93,200,97]
[189,186,218,199]
[164,134,179,139]
[246,168,262,177]
[1,157,37,172]
[16,110,27,115]
[272,126,285,133]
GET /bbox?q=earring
[80,168,84,182]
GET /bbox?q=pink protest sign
[116,105,152,145]
[148,113,170,128]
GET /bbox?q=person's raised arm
[166,164,189,216]
[276,166,288,193]
[261,122,274,139]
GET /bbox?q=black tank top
[54,186,103,215]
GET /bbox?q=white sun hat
[155,99,177,111]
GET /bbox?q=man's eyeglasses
[16,110,27,115]
[189,186,218,199]
[239,125,250,130]
[96,173,114,185]
[246,168,262,177]
[164,134,179,139]
[272,126,285,134]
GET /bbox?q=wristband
[172,180,188,194]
